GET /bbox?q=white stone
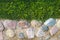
[5,29,15,37]
[26,27,34,38]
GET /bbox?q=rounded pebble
[5,29,15,37]
[44,18,56,26]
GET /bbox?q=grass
[0,0,60,22]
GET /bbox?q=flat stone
[36,28,45,37]
[26,27,34,38]
[3,20,17,29]
[44,18,56,26]
[50,26,58,36]
[41,25,49,31]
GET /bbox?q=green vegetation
[0,0,60,21]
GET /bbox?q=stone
[36,28,45,37]
[56,20,60,29]
[41,25,49,31]
[5,29,15,37]
[0,21,4,31]
[45,35,51,40]
[0,32,3,40]
[44,18,56,26]
[50,26,58,36]
[31,20,42,37]
[3,20,17,29]
[31,20,42,27]
[18,32,25,38]
[17,20,29,29]
[26,27,34,38]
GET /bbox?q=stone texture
[3,20,17,30]
[0,32,3,40]
[50,26,58,36]
[41,25,49,31]
[5,29,15,37]
[0,21,4,31]
[44,18,56,26]
[26,27,34,38]
[36,28,45,37]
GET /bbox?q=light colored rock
[0,32,3,40]
[56,20,60,29]
[44,18,56,26]
[36,28,45,37]
[17,20,30,29]
[0,21,4,31]
[31,20,42,27]
[5,29,15,37]
[50,26,58,36]
[3,20,17,29]
[26,27,34,38]
[31,20,42,37]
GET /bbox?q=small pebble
[44,18,56,26]
[41,25,49,31]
